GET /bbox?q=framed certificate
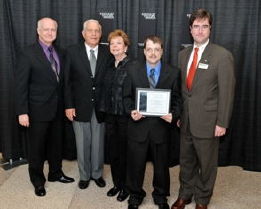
[135,88,171,116]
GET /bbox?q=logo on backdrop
[138,10,156,43]
[141,12,156,20]
[99,12,114,19]
[97,10,116,43]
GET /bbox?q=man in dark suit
[15,17,74,197]
[123,36,182,209]
[171,9,235,209]
[64,19,111,189]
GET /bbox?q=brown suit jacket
[179,43,235,138]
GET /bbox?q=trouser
[106,114,128,189]
[126,137,170,205]
[73,111,105,180]
[28,118,63,187]
[178,128,219,205]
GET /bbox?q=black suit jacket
[64,42,112,122]
[15,42,64,121]
[123,60,182,144]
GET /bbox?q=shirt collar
[193,39,209,52]
[84,43,98,52]
[146,61,161,76]
[38,40,52,52]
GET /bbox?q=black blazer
[64,42,112,122]
[123,60,182,144]
[15,42,64,121]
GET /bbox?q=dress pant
[126,137,170,205]
[28,118,63,187]
[178,126,219,205]
[73,110,104,181]
[105,114,128,189]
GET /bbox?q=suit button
[91,99,94,102]
[92,87,95,90]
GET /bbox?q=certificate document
[135,88,171,116]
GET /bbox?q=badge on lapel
[198,59,209,70]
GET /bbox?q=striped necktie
[149,68,156,88]
[48,46,59,81]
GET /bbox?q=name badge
[198,63,209,69]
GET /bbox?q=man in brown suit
[171,9,235,209]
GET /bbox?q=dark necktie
[186,47,199,90]
[48,46,59,81]
[149,68,156,88]
[90,49,96,76]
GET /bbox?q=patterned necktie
[149,68,156,88]
[186,47,199,90]
[48,46,59,81]
[90,49,97,76]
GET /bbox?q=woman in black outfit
[102,29,132,202]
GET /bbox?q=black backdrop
[0,0,260,171]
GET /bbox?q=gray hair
[82,19,102,31]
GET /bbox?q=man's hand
[131,110,143,121]
[161,113,172,123]
[215,125,226,137]
[18,114,30,127]
[65,108,76,121]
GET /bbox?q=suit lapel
[95,45,104,76]
[156,63,169,88]
[78,43,93,76]
[34,43,51,68]
[192,43,212,89]
[140,63,170,88]
[143,63,151,88]
[33,43,58,83]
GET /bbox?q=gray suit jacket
[179,43,236,138]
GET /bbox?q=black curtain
[0,0,260,171]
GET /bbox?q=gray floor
[0,160,260,209]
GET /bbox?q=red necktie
[186,47,199,90]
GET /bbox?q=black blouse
[100,56,132,115]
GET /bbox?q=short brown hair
[189,8,213,27]
[144,35,163,49]
[108,29,130,46]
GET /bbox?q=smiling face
[37,18,57,46]
[144,39,163,66]
[82,20,102,48]
[190,18,211,46]
[109,36,127,58]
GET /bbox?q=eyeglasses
[191,25,210,30]
[145,47,162,54]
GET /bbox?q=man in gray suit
[171,9,235,209]
[64,19,111,189]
